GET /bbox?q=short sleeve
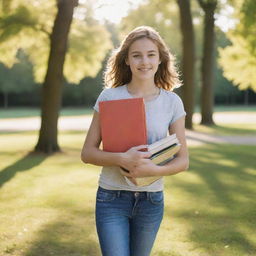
[93,89,109,112]
[169,94,186,125]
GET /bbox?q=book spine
[149,139,179,155]
[151,145,180,165]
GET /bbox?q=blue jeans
[95,186,164,256]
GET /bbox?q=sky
[78,0,235,32]
[93,0,146,23]
[77,0,146,24]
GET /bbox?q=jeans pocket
[96,187,117,202]
[149,191,164,205]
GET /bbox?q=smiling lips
[138,68,152,71]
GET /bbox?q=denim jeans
[95,186,164,256]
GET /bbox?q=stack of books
[99,97,181,187]
[149,134,180,165]
[126,134,180,187]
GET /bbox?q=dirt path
[186,130,256,146]
[1,113,255,145]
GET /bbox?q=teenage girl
[81,26,189,256]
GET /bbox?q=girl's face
[126,38,160,82]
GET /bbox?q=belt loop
[146,192,150,200]
[117,190,121,198]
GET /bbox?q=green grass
[0,107,93,118]
[0,131,255,256]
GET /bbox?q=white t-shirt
[93,84,186,192]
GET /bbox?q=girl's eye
[132,55,140,58]
[149,54,156,57]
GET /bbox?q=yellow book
[151,144,181,165]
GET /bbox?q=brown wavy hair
[104,26,181,90]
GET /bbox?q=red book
[99,98,147,152]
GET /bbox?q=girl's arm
[81,111,151,168]
[156,116,189,176]
[120,116,189,178]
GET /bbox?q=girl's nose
[141,56,149,64]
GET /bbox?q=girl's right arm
[81,111,151,168]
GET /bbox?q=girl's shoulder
[161,89,183,102]
[97,85,127,102]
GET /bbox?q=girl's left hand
[120,158,159,179]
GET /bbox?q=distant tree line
[0,48,255,108]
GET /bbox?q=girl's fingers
[120,168,132,177]
[132,145,148,151]
[140,151,152,158]
[131,145,151,158]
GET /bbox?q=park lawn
[0,131,255,256]
[0,107,93,119]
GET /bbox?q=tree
[35,0,78,153]
[176,0,195,129]
[197,0,218,125]
[0,0,112,153]
[218,0,256,92]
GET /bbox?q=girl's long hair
[104,26,181,90]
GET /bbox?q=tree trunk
[4,91,8,108]
[198,0,217,125]
[34,0,78,154]
[176,0,195,129]
[244,89,249,105]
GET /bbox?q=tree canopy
[120,0,182,57]
[0,0,112,84]
[218,0,256,91]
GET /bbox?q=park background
[0,0,255,255]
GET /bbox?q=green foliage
[64,21,111,83]
[0,0,112,84]
[218,0,256,92]
[120,0,182,56]
[0,49,35,93]
[0,0,12,14]
[219,34,256,91]
[0,0,54,68]
[240,0,256,54]
[0,5,37,42]
[213,28,243,103]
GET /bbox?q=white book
[148,134,178,155]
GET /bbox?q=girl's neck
[126,81,160,100]
[127,79,156,93]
